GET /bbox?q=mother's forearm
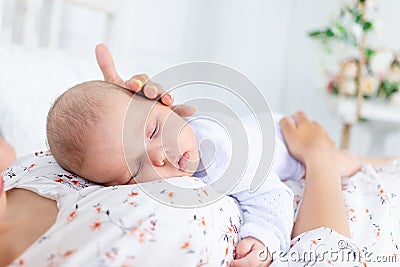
[358,155,399,168]
[291,158,350,239]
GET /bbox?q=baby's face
[80,93,200,186]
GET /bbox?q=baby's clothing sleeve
[241,113,305,181]
[189,116,295,254]
[272,113,305,181]
[229,171,294,255]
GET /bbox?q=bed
[1,1,400,266]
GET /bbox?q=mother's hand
[0,137,15,213]
[279,112,336,166]
[95,44,195,117]
[280,112,362,178]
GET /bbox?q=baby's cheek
[182,126,198,148]
[143,166,174,181]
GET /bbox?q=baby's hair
[46,80,133,175]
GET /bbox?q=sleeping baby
[46,80,304,266]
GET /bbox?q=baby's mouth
[178,152,190,171]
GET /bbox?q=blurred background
[1,0,400,158]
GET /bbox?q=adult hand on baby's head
[95,44,196,117]
[279,111,337,166]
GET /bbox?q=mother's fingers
[126,75,176,106]
[311,120,324,129]
[292,111,310,125]
[171,105,196,117]
[94,44,193,115]
[280,111,310,135]
[125,74,150,92]
[95,44,125,87]
[159,94,174,106]
[143,81,164,99]
[279,116,296,135]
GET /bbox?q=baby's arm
[229,172,294,266]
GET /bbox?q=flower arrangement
[328,52,400,100]
[308,0,400,105]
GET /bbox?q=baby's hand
[230,237,271,267]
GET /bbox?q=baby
[47,80,303,265]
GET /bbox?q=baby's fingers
[230,255,252,267]
[234,239,253,259]
[231,251,269,267]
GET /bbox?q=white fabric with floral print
[4,152,400,266]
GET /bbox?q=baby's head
[47,81,199,185]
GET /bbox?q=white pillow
[0,45,99,156]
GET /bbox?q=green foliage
[308,0,373,49]
[332,85,339,95]
[363,21,373,31]
[379,80,400,98]
[309,1,400,101]
[365,48,376,61]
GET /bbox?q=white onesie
[189,113,303,254]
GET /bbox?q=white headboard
[0,0,116,48]
[0,0,117,156]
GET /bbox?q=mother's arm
[280,112,350,238]
[0,138,16,219]
[0,138,15,172]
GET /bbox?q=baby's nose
[149,149,166,167]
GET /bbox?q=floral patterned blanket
[4,152,400,266]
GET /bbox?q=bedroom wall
[61,0,400,157]
[2,0,400,157]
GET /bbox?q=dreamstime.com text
[257,240,399,264]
